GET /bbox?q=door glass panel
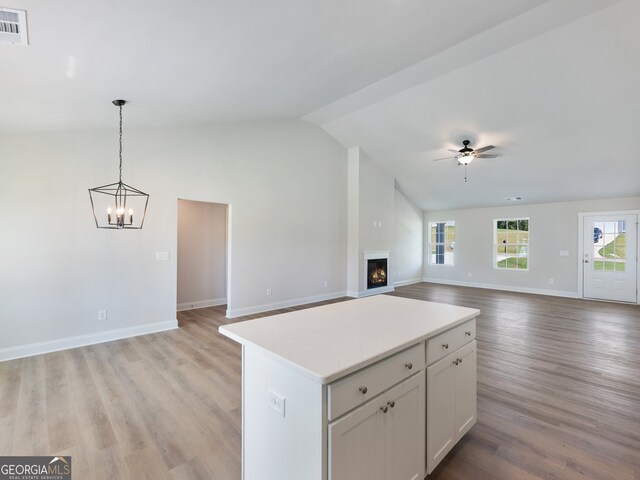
[593,223,604,244]
[592,221,626,273]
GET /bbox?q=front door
[583,214,637,302]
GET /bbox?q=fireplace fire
[367,258,388,289]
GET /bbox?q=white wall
[0,120,347,357]
[423,196,640,296]
[358,150,395,255]
[347,148,360,295]
[394,187,423,285]
[177,200,227,310]
[345,149,395,295]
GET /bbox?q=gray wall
[394,188,423,285]
[423,196,640,296]
[346,148,395,295]
[0,120,348,354]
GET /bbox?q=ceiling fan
[432,139,498,182]
[433,139,497,165]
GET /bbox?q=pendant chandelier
[89,100,149,229]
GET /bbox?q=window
[429,221,455,265]
[494,218,529,270]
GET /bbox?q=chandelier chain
[118,103,123,183]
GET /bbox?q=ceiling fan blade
[474,154,498,158]
[473,145,495,153]
[447,149,460,153]
[432,156,457,162]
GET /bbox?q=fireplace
[362,251,392,295]
[367,258,388,289]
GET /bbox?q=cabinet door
[426,355,455,474]
[382,371,425,480]
[454,341,477,439]
[329,396,382,480]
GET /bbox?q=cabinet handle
[442,343,449,349]
[380,405,388,413]
[387,401,395,408]
[465,331,472,336]
[405,362,413,370]
[358,386,368,395]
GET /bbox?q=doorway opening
[579,211,638,303]
[177,199,230,313]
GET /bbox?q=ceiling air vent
[0,8,28,45]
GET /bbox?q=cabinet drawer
[426,318,475,365]
[328,342,425,421]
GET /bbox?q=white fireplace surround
[362,251,394,296]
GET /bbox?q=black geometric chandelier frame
[89,100,149,229]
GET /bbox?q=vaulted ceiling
[2,0,638,210]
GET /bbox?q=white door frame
[577,210,640,304]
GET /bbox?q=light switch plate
[559,251,569,257]
[156,251,170,261]
[267,389,285,417]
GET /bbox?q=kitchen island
[220,294,480,480]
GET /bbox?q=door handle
[584,259,590,263]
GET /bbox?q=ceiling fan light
[459,153,474,165]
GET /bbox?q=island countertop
[219,295,480,384]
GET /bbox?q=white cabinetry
[329,395,380,480]
[329,371,425,480]
[382,372,425,480]
[328,343,424,421]
[426,340,477,474]
[454,342,477,439]
[218,295,480,480]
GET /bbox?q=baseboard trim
[421,277,579,299]
[394,278,423,287]
[226,291,348,318]
[354,284,395,298]
[0,320,179,362]
[177,298,226,312]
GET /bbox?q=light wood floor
[1,283,638,479]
